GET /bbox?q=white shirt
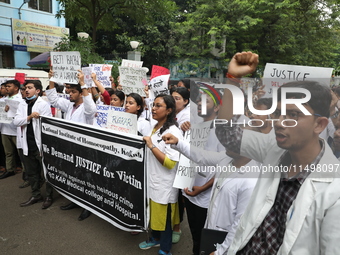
[46,88,96,125]
[1,93,24,136]
[147,124,183,204]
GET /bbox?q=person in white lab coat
[13,80,53,208]
[46,69,97,220]
[215,51,340,255]
[162,133,259,255]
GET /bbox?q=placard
[82,67,93,87]
[5,99,20,118]
[121,59,143,68]
[0,101,12,123]
[118,66,147,96]
[262,63,333,97]
[50,51,81,84]
[94,105,125,128]
[89,64,113,88]
[107,111,138,135]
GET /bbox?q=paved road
[0,173,192,255]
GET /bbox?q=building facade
[0,0,66,69]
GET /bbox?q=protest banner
[5,99,20,118]
[121,59,143,68]
[94,105,125,128]
[89,64,113,88]
[82,67,93,87]
[118,66,147,96]
[50,51,81,84]
[107,111,138,135]
[262,63,333,98]
[173,121,212,190]
[0,101,12,124]
[41,116,148,232]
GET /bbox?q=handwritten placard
[94,105,125,128]
[50,51,81,84]
[0,101,12,123]
[262,63,333,98]
[82,67,93,87]
[118,66,147,97]
[173,121,212,189]
[89,64,113,88]
[107,110,138,135]
[149,74,170,99]
[121,59,143,68]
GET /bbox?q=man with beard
[215,51,340,254]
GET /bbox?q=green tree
[170,0,340,69]
[56,0,177,44]
[53,36,105,66]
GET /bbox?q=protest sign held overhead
[89,64,113,88]
[149,65,171,99]
[82,67,93,87]
[121,59,143,68]
[50,51,81,84]
[262,63,333,98]
[41,116,148,232]
[118,66,147,97]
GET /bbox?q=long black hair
[126,92,144,118]
[155,94,178,134]
[171,87,190,107]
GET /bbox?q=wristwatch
[150,144,156,150]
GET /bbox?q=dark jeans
[23,150,53,197]
[183,196,208,255]
[152,204,172,253]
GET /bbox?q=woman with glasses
[139,94,183,255]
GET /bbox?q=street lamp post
[127,41,141,61]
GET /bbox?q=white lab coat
[227,129,340,255]
[45,88,96,125]
[172,140,259,255]
[13,97,52,156]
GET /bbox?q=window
[0,0,10,4]
[28,0,52,13]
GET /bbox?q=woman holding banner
[139,94,183,255]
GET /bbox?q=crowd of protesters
[1,51,340,255]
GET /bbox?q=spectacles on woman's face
[272,109,322,121]
[152,103,166,110]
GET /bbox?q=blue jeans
[152,204,172,253]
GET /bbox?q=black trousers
[183,196,208,255]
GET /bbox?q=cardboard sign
[121,59,143,68]
[173,121,212,190]
[94,105,126,128]
[149,74,170,99]
[82,67,93,87]
[89,64,113,88]
[107,111,138,135]
[5,99,20,118]
[118,66,147,96]
[0,101,12,123]
[262,63,333,97]
[50,51,81,84]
